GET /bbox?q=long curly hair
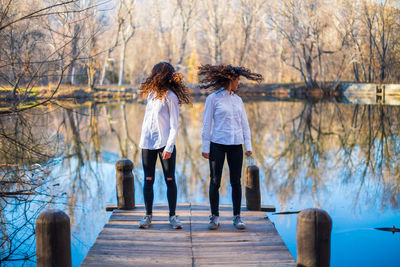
[198,64,263,92]
[139,62,191,104]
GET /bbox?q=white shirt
[139,90,179,153]
[202,88,252,153]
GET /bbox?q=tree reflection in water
[0,112,59,263]
[248,100,400,210]
[0,99,399,265]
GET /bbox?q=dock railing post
[36,209,72,267]
[296,208,332,267]
[116,159,135,210]
[245,157,261,211]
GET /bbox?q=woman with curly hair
[199,64,263,230]
[138,62,191,229]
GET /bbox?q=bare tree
[201,0,230,64]
[117,0,136,86]
[267,0,339,88]
[236,0,267,66]
[85,1,104,90]
[99,3,122,86]
[93,0,400,86]
[0,0,104,112]
[152,0,174,63]
[362,0,399,83]
[338,0,400,83]
[2,0,400,100]
[174,0,197,68]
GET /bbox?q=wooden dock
[81,204,295,266]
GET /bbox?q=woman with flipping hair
[199,64,263,230]
[138,62,191,229]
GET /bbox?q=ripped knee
[166,177,174,181]
[146,177,153,181]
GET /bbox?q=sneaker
[139,215,152,229]
[169,215,183,229]
[233,215,246,230]
[208,215,220,230]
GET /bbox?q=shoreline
[1,82,400,109]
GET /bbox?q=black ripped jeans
[142,146,177,217]
[209,142,243,216]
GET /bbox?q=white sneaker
[233,215,246,230]
[208,215,220,230]
[139,215,152,229]
[169,215,183,229]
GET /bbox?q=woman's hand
[202,153,210,159]
[245,151,252,157]
[162,151,172,160]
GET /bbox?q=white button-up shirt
[202,88,252,153]
[139,90,179,153]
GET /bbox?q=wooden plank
[81,204,296,266]
[190,204,295,267]
[81,204,192,267]
[82,254,192,266]
[192,241,288,248]
[196,264,295,267]
[193,249,295,258]
[195,261,296,267]
[260,205,276,212]
[105,205,118,211]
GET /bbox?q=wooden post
[36,209,71,267]
[383,85,386,104]
[116,159,135,210]
[297,208,332,267]
[245,160,261,211]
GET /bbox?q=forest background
[1,0,400,103]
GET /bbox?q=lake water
[1,98,400,266]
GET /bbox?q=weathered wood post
[36,209,71,267]
[383,85,386,103]
[116,159,135,210]
[245,157,261,211]
[297,208,332,267]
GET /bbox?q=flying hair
[198,64,263,91]
[139,62,192,104]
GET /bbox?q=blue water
[265,179,400,267]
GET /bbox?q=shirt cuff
[244,140,252,152]
[164,144,174,153]
[202,140,211,154]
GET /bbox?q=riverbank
[1,82,400,107]
[0,82,326,102]
[0,85,138,101]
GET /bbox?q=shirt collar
[215,88,225,94]
[216,88,236,96]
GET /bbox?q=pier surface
[82,204,295,266]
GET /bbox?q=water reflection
[258,101,400,209]
[0,99,399,266]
